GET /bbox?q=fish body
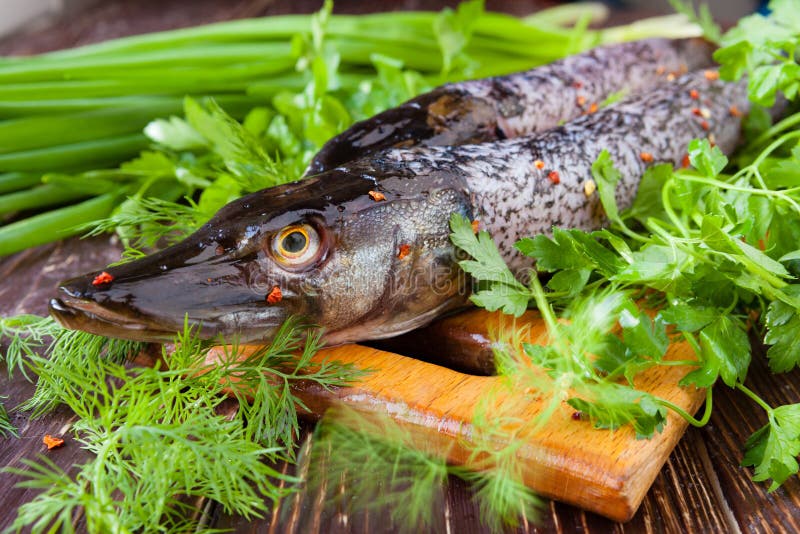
[308,38,715,173]
[354,71,749,271]
[51,48,752,346]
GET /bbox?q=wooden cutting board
[207,308,705,523]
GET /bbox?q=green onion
[0,172,39,194]
[0,185,88,217]
[0,135,149,173]
[0,193,118,256]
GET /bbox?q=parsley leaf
[764,286,800,373]
[743,403,800,491]
[569,383,667,439]
[619,308,669,362]
[682,315,750,388]
[688,139,728,178]
[450,213,530,316]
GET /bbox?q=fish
[49,60,752,347]
[307,37,715,173]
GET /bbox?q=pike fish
[50,40,751,346]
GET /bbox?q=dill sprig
[1,314,63,437]
[0,314,61,380]
[0,398,16,438]
[19,326,146,418]
[5,315,363,532]
[210,318,368,453]
[307,406,542,532]
[79,195,203,252]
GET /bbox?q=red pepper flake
[533,159,545,170]
[266,286,282,305]
[704,69,720,81]
[689,89,700,100]
[576,95,586,107]
[368,190,386,202]
[682,153,691,168]
[471,220,480,234]
[588,102,598,114]
[43,434,64,450]
[397,244,411,259]
[639,152,654,163]
[571,411,583,421]
[548,170,560,184]
[729,105,742,117]
[758,238,766,251]
[91,271,114,286]
[700,120,710,131]
[572,81,583,89]
[692,107,702,116]
[655,65,666,75]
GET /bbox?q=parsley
[740,385,800,491]
[451,213,695,438]
[763,286,800,372]
[446,0,800,495]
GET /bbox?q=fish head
[50,168,472,345]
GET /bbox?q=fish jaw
[49,239,291,343]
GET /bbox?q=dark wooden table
[2,1,800,532]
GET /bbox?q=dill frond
[0,398,16,437]
[308,405,544,533]
[0,314,61,380]
[308,407,451,533]
[8,315,366,532]
[80,195,204,251]
[20,327,145,418]
[213,317,367,454]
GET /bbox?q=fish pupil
[283,232,307,253]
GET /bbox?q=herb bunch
[3,317,362,532]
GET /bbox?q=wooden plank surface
[2,1,800,532]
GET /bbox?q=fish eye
[271,223,321,268]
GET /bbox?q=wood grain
[205,309,706,522]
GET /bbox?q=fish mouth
[49,294,180,343]
[49,272,288,344]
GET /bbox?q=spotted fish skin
[348,70,749,272]
[308,38,715,174]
